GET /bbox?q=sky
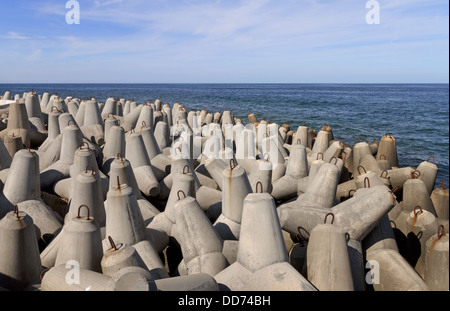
[0,0,448,83]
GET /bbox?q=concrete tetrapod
[376,133,399,169]
[213,161,252,241]
[431,181,449,220]
[40,124,83,192]
[278,185,395,242]
[1,132,20,161]
[24,92,45,132]
[248,158,273,194]
[405,207,439,277]
[424,226,449,291]
[54,205,103,272]
[109,157,160,221]
[306,213,355,291]
[214,192,316,291]
[101,237,148,277]
[64,169,106,228]
[133,240,169,280]
[0,101,46,148]
[271,144,308,201]
[416,156,439,195]
[366,248,429,291]
[0,207,42,291]
[260,135,286,183]
[351,140,375,179]
[102,125,125,168]
[54,142,108,202]
[104,183,148,247]
[135,104,154,132]
[125,131,160,197]
[41,263,152,291]
[107,156,160,224]
[298,162,340,210]
[0,149,62,238]
[402,175,437,216]
[148,169,196,236]
[174,196,228,277]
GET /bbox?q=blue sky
[0,0,448,83]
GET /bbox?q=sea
[1,83,448,188]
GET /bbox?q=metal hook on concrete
[13,205,20,219]
[427,156,436,164]
[357,165,367,175]
[256,181,263,193]
[414,206,424,217]
[230,159,237,170]
[183,165,190,174]
[411,170,421,179]
[324,213,335,224]
[80,142,90,151]
[438,225,446,240]
[316,153,324,161]
[364,177,371,188]
[177,190,186,201]
[67,119,76,126]
[380,170,389,178]
[329,156,338,165]
[77,204,91,220]
[108,236,118,251]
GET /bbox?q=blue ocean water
[1,83,449,188]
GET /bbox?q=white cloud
[2,31,30,40]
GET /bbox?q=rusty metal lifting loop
[77,205,91,220]
[427,156,436,164]
[296,139,302,145]
[380,170,389,178]
[364,177,371,188]
[141,121,147,129]
[438,225,446,239]
[316,153,324,161]
[341,150,347,163]
[177,190,186,201]
[80,142,90,151]
[414,206,424,217]
[67,119,76,126]
[13,205,20,219]
[324,213,335,225]
[230,159,237,170]
[256,181,263,194]
[108,236,118,251]
[357,165,367,175]
[442,181,446,190]
[348,189,356,197]
[329,156,338,165]
[356,137,364,143]
[411,170,421,179]
[183,165,190,174]
[85,165,95,175]
[50,106,59,112]
[389,186,399,204]
[175,146,182,155]
[379,154,386,161]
